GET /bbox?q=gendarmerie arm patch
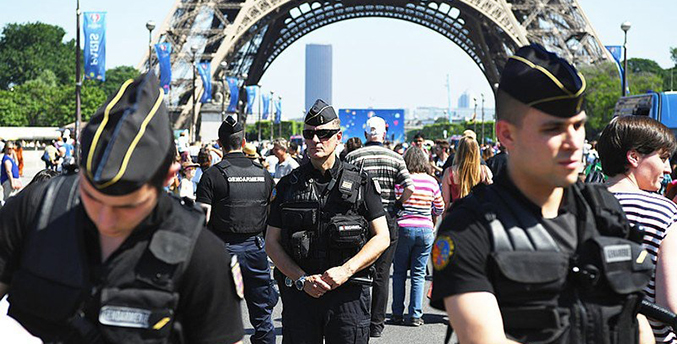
[231,255,244,299]
[432,235,455,271]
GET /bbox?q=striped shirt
[345,143,414,212]
[395,173,445,228]
[614,190,677,344]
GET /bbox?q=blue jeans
[391,226,434,319]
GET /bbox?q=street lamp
[220,61,228,122]
[473,97,477,134]
[621,21,631,97]
[190,44,199,142]
[238,73,248,125]
[480,93,485,144]
[146,20,155,72]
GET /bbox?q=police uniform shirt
[430,173,585,308]
[267,159,386,229]
[196,151,275,240]
[0,181,245,343]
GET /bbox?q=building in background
[458,91,477,109]
[305,44,333,111]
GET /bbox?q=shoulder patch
[432,235,455,271]
[230,255,244,299]
[270,187,277,202]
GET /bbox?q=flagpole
[270,91,274,141]
[257,85,262,143]
[74,0,82,166]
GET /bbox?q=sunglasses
[303,129,340,140]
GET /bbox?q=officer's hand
[321,266,352,289]
[304,275,331,298]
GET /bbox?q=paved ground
[1,151,455,343]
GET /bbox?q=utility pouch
[490,251,569,303]
[338,170,361,204]
[281,202,319,232]
[574,236,652,296]
[327,215,367,249]
[290,231,312,260]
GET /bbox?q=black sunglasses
[303,129,340,140]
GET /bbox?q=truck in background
[613,91,677,132]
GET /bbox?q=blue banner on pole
[274,98,282,124]
[154,43,172,94]
[262,93,270,120]
[605,45,624,79]
[83,12,106,81]
[226,77,239,112]
[197,62,212,103]
[246,86,258,115]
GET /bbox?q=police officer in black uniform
[265,99,390,344]
[0,73,244,344]
[196,115,278,344]
[430,45,655,344]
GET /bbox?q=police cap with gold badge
[499,43,586,118]
[80,72,173,195]
[304,99,337,126]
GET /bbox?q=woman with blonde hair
[441,136,492,209]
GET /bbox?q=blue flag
[246,86,258,115]
[154,43,172,94]
[197,62,212,103]
[262,93,270,120]
[83,12,106,81]
[605,45,623,77]
[274,98,282,124]
[226,77,239,112]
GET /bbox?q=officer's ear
[241,138,246,148]
[163,162,181,187]
[496,120,515,151]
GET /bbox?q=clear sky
[0,0,674,119]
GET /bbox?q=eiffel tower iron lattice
[140,0,611,139]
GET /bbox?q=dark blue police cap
[304,99,337,126]
[499,44,586,118]
[81,72,173,195]
[218,115,243,139]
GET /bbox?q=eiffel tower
[142,0,611,139]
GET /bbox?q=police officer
[196,115,278,344]
[430,45,655,344]
[265,99,390,343]
[0,73,244,344]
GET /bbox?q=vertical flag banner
[262,93,271,120]
[246,86,258,115]
[274,98,282,124]
[154,43,172,94]
[226,77,239,112]
[605,45,623,79]
[197,62,212,103]
[83,12,106,81]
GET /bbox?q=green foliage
[628,58,663,75]
[579,63,621,136]
[96,66,140,98]
[405,121,495,143]
[245,120,305,141]
[0,22,75,89]
[670,47,677,66]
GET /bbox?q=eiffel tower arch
[142,0,611,138]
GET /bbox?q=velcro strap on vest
[501,307,564,329]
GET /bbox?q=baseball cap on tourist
[365,116,387,137]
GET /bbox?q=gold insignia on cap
[508,55,587,107]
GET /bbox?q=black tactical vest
[277,162,369,276]
[459,182,652,344]
[8,174,204,343]
[212,159,269,235]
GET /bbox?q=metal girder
[146,0,609,135]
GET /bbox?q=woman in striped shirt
[599,115,677,343]
[391,146,445,326]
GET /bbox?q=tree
[671,47,677,66]
[96,66,140,98]
[579,63,621,137]
[0,22,75,89]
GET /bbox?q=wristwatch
[295,275,307,291]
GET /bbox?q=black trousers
[370,213,399,333]
[277,272,371,344]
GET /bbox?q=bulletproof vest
[277,162,369,276]
[8,174,205,344]
[463,182,652,344]
[212,159,269,235]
